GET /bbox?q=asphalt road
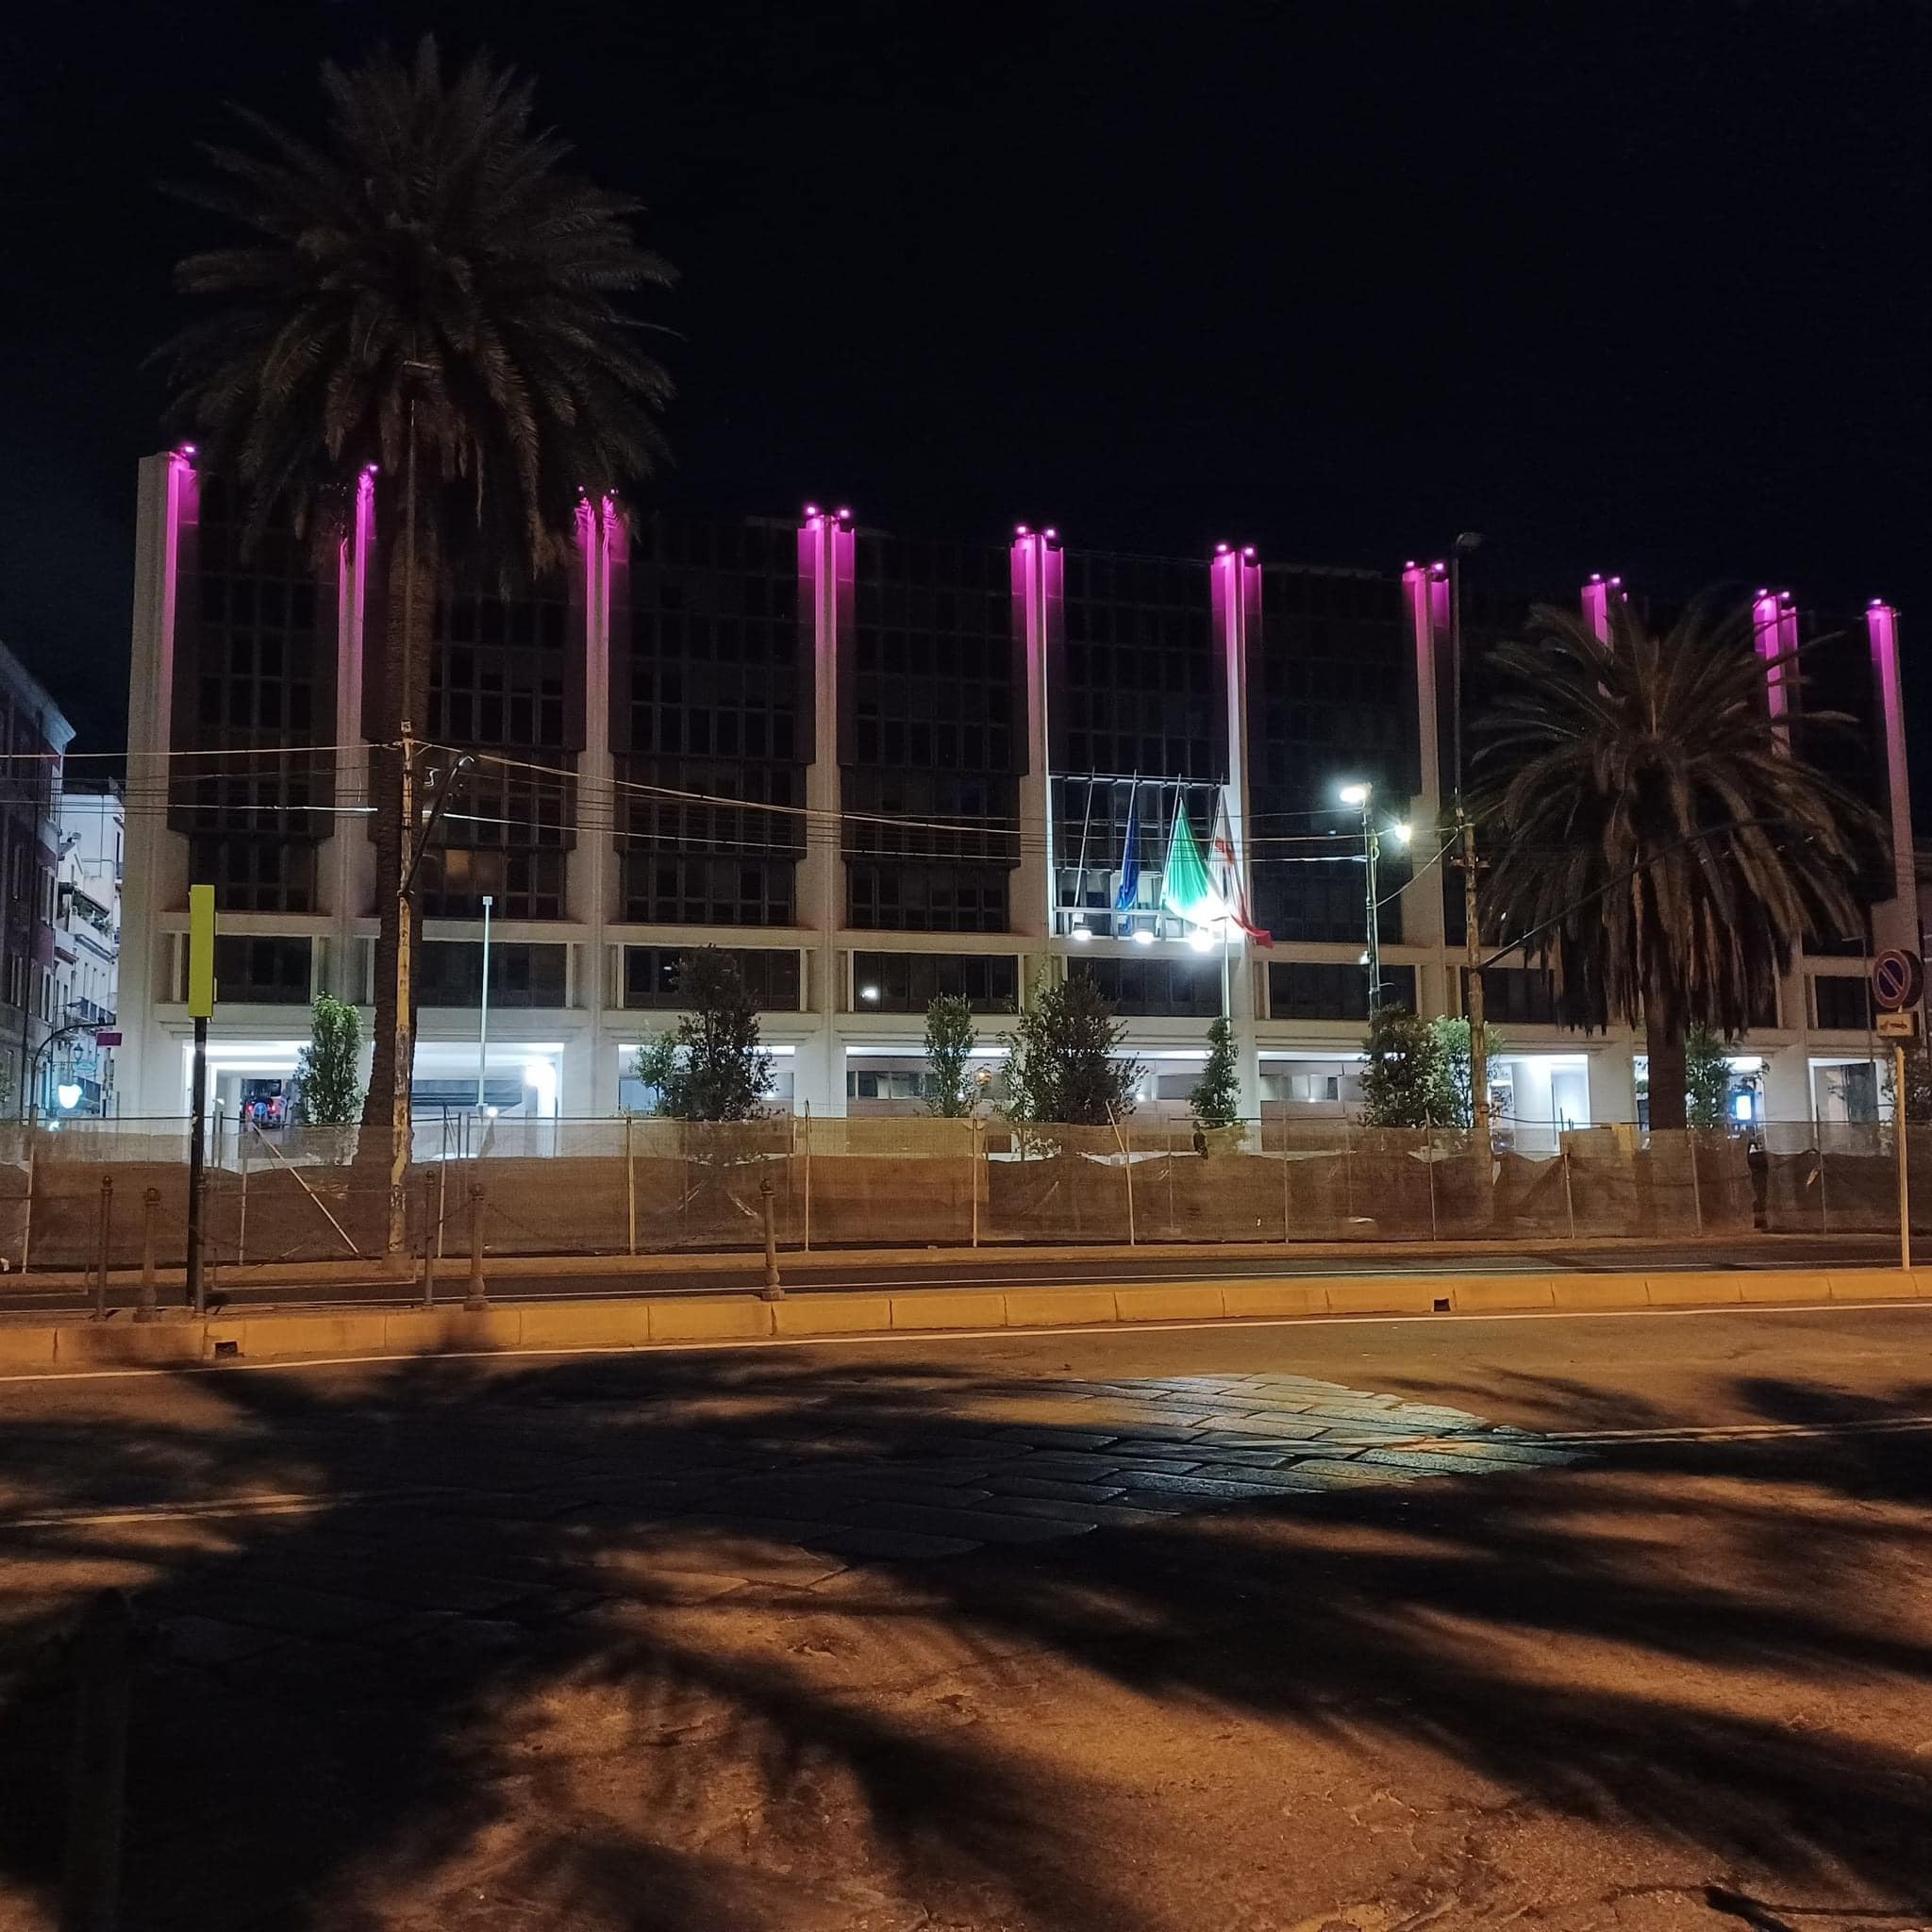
[2,1302,1930,1931]
[0,1230,1901,1317]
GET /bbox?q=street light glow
[1391,822,1412,846]
[1338,782,1369,807]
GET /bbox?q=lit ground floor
[105,1003,1905,1142]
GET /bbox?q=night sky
[3,3,1927,796]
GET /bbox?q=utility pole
[388,392,421,1259]
[1450,533,1490,1148]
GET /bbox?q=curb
[1,1267,1926,1374]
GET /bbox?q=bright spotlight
[1338,782,1369,807]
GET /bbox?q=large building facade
[118,450,1919,1140]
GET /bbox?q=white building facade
[117,451,1918,1137]
[51,784,124,1113]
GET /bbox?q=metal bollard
[758,1167,783,1302]
[465,1180,488,1310]
[92,1175,113,1322]
[135,1189,159,1324]
[59,1590,133,1932]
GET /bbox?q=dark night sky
[2,3,1927,795]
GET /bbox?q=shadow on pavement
[0,1351,1929,1929]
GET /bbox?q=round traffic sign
[1872,948,1924,1012]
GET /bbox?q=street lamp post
[1340,785,1410,1015]
[1450,530,1490,1146]
[476,892,493,1112]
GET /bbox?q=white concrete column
[569,499,618,1115]
[1590,1045,1639,1125]
[1010,527,1061,940]
[1762,1044,1811,1125]
[1210,545,1261,1119]
[794,507,851,1115]
[119,451,191,1116]
[1580,572,1624,643]
[1753,588,1798,746]
[1400,560,1450,1009]
[1865,601,1917,957]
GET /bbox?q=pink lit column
[796,507,854,1114]
[1581,573,1624,643]
[118,451,197,1115]
[1867,601,1917,956]
[1010,528,1062,940]
[1210,545,1261,1117]
[1753,589,1798,746]
[1400,562,1449,1009]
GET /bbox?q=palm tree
[158,38,675,1244]
[1476,598,1880,1131]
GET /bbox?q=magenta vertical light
[1866,599,1917,945]
[1752,589,1797,739]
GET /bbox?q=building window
[847,1069,941,1101]
[209,936,313,1006]
[430,575,572,751]
[417,941,568,1008]
[851,952,1019,1013]
[1269,961,1416,1022]
[622,946,801,1010]
[1072,954,1225,1018]
[1058,552,1216,778]
[848,862,1010,933]
[188,835,318,914]
[618,756,803,926]
[1477,967,1562,1026]
[1811,975,1873,1031]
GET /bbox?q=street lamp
[1339,784,1410,1014]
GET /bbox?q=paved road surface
[2,1303,1929,1931]
[0,1230,1899,1317]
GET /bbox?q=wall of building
[117,451,1918,1129]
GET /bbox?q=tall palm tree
[1476,598,1880,1131]
[158,37,675,1244]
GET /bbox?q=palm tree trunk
[1645,1005,1688,1133]
[359,443,437,1254]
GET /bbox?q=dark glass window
[847,862,1010,933]
[620,514,805,927]
[1071,954,1224,1018]
[1250,569,1414,944]
[210,935,312,1005]
[623,946,801,1010]
[173,475,334,909]
[418,760,571,920]
[1057,551,1216,779]
[189,836,317,915]
[851,952,1019,1013]
[1269,960,1416,1022]
[417,941,568,1008]
[1811,975,1873,1031]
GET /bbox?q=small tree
[633,948,774,1122]
[1358,1007,1442,1128]
[1427,1016,1507,1129]
[292,994,363,1126]
[1000,975,1143,1127]
[1191,1015,1241,1131]
[924,994,978,1117]
[1684,1025,1733,1131]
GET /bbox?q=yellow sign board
[187,884,216,1018]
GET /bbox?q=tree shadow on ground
[0,1350,1930,1928]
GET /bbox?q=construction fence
[0,1115,1923,1276]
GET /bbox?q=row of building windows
[853,951,1018,1012]
[622,945,802,1010]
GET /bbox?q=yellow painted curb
[1830,1269,1924,1301]
[1644,1274,1746,1307]
[1113,1284,1225,1323]
[518,1302,654,1349]
[774,1294,895,1336]
[1450,1276,1558,1311]
[1002,1289,1119,1328]
[890,1291,1008,1332]
[1549,1274,1653,1310]
[53,1324,203,1366]
[1720,1272,1823,1303]
[1323,1279,1441,1316]
[0,1325,56,1368]
[1220,1281,1322,1318]
[647,1297,774,1341]
[236,1314,391,1360]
